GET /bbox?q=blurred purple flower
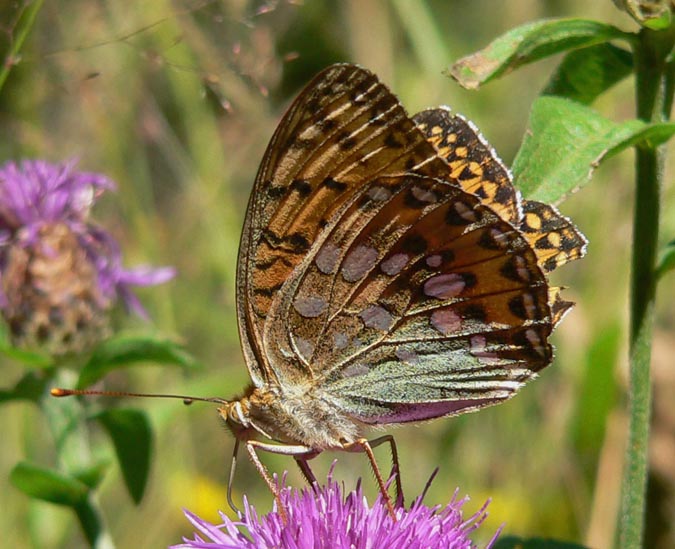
[173,472,500,549]
[0,159,174,353]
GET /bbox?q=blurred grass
[1,1,674,548]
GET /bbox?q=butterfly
[213,63,587,520]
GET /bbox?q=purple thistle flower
[173,472,500,549]
[0,159,174,354]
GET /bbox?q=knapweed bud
[2,222,111,354]
[0,159,174,355]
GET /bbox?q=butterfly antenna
[50,387,228,406]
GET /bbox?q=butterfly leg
[365,434,404,507]
[245,439,316,523]
[342,437,397,520]
[295,452,320,491]
[227,438,242,515]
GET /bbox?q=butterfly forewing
[519,200,587,273]
[239,65,453,385]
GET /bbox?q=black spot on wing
[508,295,528,320]
[322,177,348,192]
[384,133,404,149]
[402,234,428,254]
[267,185,286,199]
[290,179,313,196]
[288,233,311,253]
[461,304,487,322]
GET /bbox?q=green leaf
[94,408,152,503]
[77,334,199,389]
[544,43,633,104]
[10,462,89,506]
[0,371,49,404]
[73,460,110,490]
[512,96,675,202]
[449,18,632,89]
[0,346,53,367]
[657,240,675,279]
[494,536,589,549]
[641,10,672,31]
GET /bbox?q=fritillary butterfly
[212,63,587,519]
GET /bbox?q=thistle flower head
[173,472,500,549]
[0,159,174,355]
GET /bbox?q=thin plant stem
[0,0,44,94]
[74,499,115,549]
[617,25,674,548]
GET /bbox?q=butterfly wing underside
[276,171,554,424]
[238,64,578,425]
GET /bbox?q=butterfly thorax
[218,385,361,450]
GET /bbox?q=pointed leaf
[0,371,49,404]
[10,462,89,506]
[657,240,675,280]
[615,121,675,150]
[77,334,199,389]
[512,97,675,202]
[94,408,152,503]
[449,18,631,89]
[544,43,633,104]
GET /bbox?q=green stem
[0,0,44,95]
[74,500,115,549]
[43,369,116,548]
[617,26,674,549]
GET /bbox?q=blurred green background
[1,1,674,548]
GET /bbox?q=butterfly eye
[220,401,249,429]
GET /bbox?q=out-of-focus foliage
[1,1,674,548]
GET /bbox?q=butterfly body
[220,384,362,450]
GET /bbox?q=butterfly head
[218,388,280,442]
[218,399,251,437]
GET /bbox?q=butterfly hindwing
[520,200,588,273]
[266,172,553,422]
